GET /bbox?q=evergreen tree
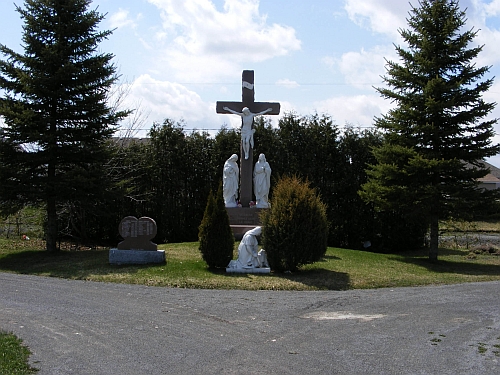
[360,0,499,260]
[198,184,234,269]
[0,0,129,251]
[261,176,328,272]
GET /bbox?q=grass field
[0,331,38,375]
[1,238,500,290]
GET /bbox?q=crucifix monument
[216,70,280,207]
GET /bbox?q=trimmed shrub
[198,184,234,268]
[261,176,328,271]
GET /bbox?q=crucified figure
[223,106,272,159]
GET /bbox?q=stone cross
[216,70,280,206]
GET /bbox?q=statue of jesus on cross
[223,106,273,159]
[216,70,280,207]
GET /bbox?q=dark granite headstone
[117,216,157,251]
[109,216,164,265]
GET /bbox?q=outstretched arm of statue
[223,107,242,116]
[254,108,273,116]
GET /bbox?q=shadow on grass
[208,263,350,290]
[0,249,143,279]
[222,268,350,290]
[392,249,500,277]
[279,268,351,290]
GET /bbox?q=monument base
[226,267,270,274]
[230,225,260,240]
[226,207,263,240]
[109,249,165,265]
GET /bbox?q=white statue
[223,154,239,207]
[253,153,271,208]
[227,227,269,270]
[223,106,272,159]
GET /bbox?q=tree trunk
[429,214,439,261]
[46,196,58,252]
[46,160,58,252]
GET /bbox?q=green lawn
[0,331,38,374]
[1,238,499,290]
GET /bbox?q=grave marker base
[109,249,165,265]
[226,267,270,274]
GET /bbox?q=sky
[2,0,500,164]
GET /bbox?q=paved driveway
[1,272,500,374]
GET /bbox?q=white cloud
[470,0,500,21]
[276,79,300,89]
[475,27,500,66]
[146,0,301,81]
[342,1,500,80]
[313,94,393,127]
[344,0,410,39]
[328,45,396,89]
[468,0,500,66]
[109,9,138,29]
[117,74,220,132]
[484,0,500,16]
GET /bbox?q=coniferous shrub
[261,176,328,272]
[198,184,234,268]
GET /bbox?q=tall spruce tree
[360,0,499,260]
[0,0,129,252]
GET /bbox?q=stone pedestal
[109,249,165,265]
[226,266,270,274]
[226,207,263,240]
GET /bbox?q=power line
[118,125,379,132]
[117,81,382,86]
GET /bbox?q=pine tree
[360,0,499,260]
[198,184,234,269]
[0,0,129,251]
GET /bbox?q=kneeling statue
[227,227,269,270]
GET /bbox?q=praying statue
[223,154,239,207]
[227,227,269,269]
[253,153,271,208]
[222,106,272,159]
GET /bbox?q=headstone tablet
[109,216,164,265]
[117,216,157,251]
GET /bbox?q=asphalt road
[1,272,500,374]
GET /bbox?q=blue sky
[2,0,500,164]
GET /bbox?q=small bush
[198,184,234,268]
[261,176,328,271]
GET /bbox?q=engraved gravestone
[109,216,165,265]
[117,216,157,251]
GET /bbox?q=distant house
[476,161,500,190]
